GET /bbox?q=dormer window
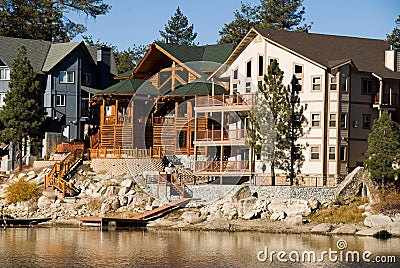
[0,68,10,80]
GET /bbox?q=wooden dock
[1,217,51,228]
[78,198,191,229]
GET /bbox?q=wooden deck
[78,198,191,229]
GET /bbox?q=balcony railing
[195,160,250,172]
[153,116,175,125]
[196,129,248,141]
[104,115,125,125]
[195,94,255,107]
[89,147,164,159]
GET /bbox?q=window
[178,131,187,148]
[361,79,373,94]
[330,77,337,90]
[56,94,66,106]
[233,69,238,80]
[232,83,238,92]
[329,114,336,127]
[312,77,321,91]
[340,114,347,128]
[59,71,74,83]
[310,146,320,160]
[340,146,346,161]
[245,82,251,93]
[329,147,335,160]
[258,55,264,76]
[311,113,320,127]
[341,75,348,92]
[363,114,371,129]
[246,60,252,77]
[0,93,6,107]
[0,68,10,80]
[82,73,92,85]
[294,64,303,74]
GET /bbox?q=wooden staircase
[44,149,84,198]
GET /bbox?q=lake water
[0,227,399,267]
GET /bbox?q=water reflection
[0,228,399,267]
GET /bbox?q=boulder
[118,187,129,196]
[119,196,129,207]
[104,186,117,197]
[237,197,257,218]
[285,200,312,217]
[37,196,52,209]
[242,210,261,220]
[356,228,392,238]
[270,211,286,221]
[181,211,206,224]
[311,223,333,234]
[284,215,303,226]
[111,199,121,210]
[331,225,358,235]
[121,179,133,189]
[231,186,252,204]
[268,200,288,214]
[308,198,320,210]
[388,222,400,237]
[205,215,230,231]
[364,215,393,228]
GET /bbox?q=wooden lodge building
[88,42,238,176]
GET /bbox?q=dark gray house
[0,36,117,163]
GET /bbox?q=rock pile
[0,165,155,222]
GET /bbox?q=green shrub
[5,178,39,204]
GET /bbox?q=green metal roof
[97,78,159,96]
[166,79,228,96]
[156,42,235,65]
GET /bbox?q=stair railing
[44,149,83,198]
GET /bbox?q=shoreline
[34,217,395,239]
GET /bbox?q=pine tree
[259,0,309,30]
[0,0,110,42]
[159,6,197,46]
[219,0,311,44]
[0,46,46,170]
[364,111,400,186]
[386,15,400,49]
[218,2,260,44]
[248,61,307,185]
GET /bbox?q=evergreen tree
[159,6,197,46]
[219,0,311,44]
[386,15,400,49]
[0,46,46,170]
[115,45,147,74]
[364,111,400,186]
[218,2,260,44]
[248,61,307,185]
[0,0,110,42]
[258,0,309,30]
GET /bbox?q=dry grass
[307,197,367,224]
[372,187,400,215]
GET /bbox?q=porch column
[379,79,383,115]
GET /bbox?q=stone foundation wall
[145,183,337,206]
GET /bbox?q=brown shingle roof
[254,27,400,79]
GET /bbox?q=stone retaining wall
[145,183,337,206]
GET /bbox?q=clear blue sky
[71,0,400,50]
